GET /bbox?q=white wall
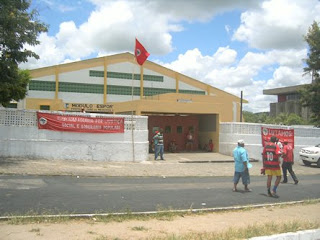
[219,122,320,161]
[0,109,148,162]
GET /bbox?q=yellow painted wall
[26,98,64,111]
[28,53,246,122]
[198,131,217,152]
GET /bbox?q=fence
[0,109,148,162]
[1,109,319,162]
[219,122,320,160]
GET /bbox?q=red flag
[135,38,150,65]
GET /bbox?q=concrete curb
[249,229,320,240]
[0,199,313,221]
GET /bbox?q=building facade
[263,84,311,121]
[12,53,246,152]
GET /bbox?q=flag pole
[131,56,135,162]
[133,38,150,162]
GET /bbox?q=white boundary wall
[0,109,148,162]
[220,122,320,161]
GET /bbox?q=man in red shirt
[262,136,282,198]
[282,141,299,184]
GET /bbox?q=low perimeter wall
[219,122,320,161]
[2,109,319,162]
[0,109,148,162]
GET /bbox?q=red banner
[37,112,124,133]
[261,127,294,148]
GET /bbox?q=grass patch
[3,199,320,225]
[5,209,74,225]
[132,226,149,231]
[7,214,73,225]
[95,237,122,240]
[149,220,320,240]
[29,228,40,232]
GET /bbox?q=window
[286,93,300,101]
[40,105,50,110]
[90,70,164,82]
[7,103,17,108]
[165,126,171,133]
[152,127,160,134]
[177,126,183,133]
[29,80,55,91]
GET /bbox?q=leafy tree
[243,111,256,122]
[284,113,305,125]
[300,21,320,127]
[243,111,270,123]
[244,111,308,126]
[0,0,47,106]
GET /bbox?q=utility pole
[240,91,243,122]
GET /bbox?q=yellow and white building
[16,52,247,152]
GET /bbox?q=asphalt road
[0,174,319,216]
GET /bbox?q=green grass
[91,220,320,240]
[3,199,320,226]
[132,226,149,231]
[29,228,40,232]
[146,220,320,240]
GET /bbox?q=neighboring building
[11,52,247,152]
[263,84,311,121]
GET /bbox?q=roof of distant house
[263,84,310,95]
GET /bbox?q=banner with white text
[261,127,294,148]
[37,112,124,133]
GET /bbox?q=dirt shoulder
[0,202,319,240]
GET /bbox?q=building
[263,84,311,121]
[12,52,247,152]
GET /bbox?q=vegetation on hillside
[243,111,310,126]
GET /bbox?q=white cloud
[233,0,320,50]
[19,33,66,69]
[20,0,317,113]
[162,44,311,112]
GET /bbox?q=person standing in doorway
[282,141,299,184]
[186,130,194,151]
[262,136,282,198]
[232,140,251,192]
[153,129,164,160]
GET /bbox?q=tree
[243,111,270,123]
[284,113,306,125]
[0,0,47,106]
[300,21,320,127]
[243,111,308,125]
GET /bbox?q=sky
[21,0,320,113]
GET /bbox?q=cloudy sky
[22,0,320,112]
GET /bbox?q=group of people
[233,136,299,198]
[152,129,195,159]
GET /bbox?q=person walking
[282,141,299,184]
[153,129,164,160]
[261,136,282,198]
[232,139,251,192]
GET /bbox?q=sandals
[268,191,279,198]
